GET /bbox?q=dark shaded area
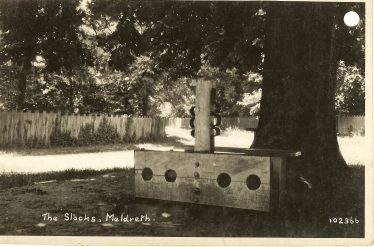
[251,2,361,194]
[0,167,364,237]
[0,168,126,190]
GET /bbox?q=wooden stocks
[194,79,216,153]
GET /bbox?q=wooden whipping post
[194,79,216,153]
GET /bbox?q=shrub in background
[50,118,121,147]
[77,123,95,146]
[25,136,45,148]
[50,130,77,147]
[93,118,121,144]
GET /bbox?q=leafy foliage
[0,62,20,110]
[50,130,77,147]
[77,123,96,146]
[0,0,42,66]
[93,118,121,144]
[51,117,120,147]
[335,62,365,115]
[40,0,92,72]
[0,1,366,117]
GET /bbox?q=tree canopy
[0,0,365,117]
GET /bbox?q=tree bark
[251,2,347,188]
[16,70,27,111]
[16,60,31,111]
[141,77,153,116]
[68,77,75,112]
[142,85,148,116]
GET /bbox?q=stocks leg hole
[246,175,261,190]
[165,169,177,182]
[141,167,153,181]
[217,173,231,188]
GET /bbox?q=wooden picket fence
[0,112,364,148]
[166,118,191,129]
[167,117,259,130]
[166,117,259,130]
[167,115,365,135]
[336,115,365,136]
[0,111,167,148]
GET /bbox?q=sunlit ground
[337,134,369,165]
[139,127,369,166]
[0,127,368,173]
[137,127,254,150]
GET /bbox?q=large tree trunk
[16,70,27,110]
[16,60,31,111]
[68,77,75,112]
[142,91,149,116]
[141,77,152,116]
[252,2,347,189]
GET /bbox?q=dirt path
[0,127,254,174]
[0,127,367,173]
[0,151,134,173]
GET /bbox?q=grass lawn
[0,144,137,156]
[0,166,364,237]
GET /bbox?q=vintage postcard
[0,0,372,245]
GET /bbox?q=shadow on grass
[0,144,138,156]
[0,168,130,190]
[99,165,365,237]
[0,165,364,237]
[281,165,365,237]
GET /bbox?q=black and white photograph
[0,0,372,244]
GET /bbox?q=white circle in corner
[344,11,360,27]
